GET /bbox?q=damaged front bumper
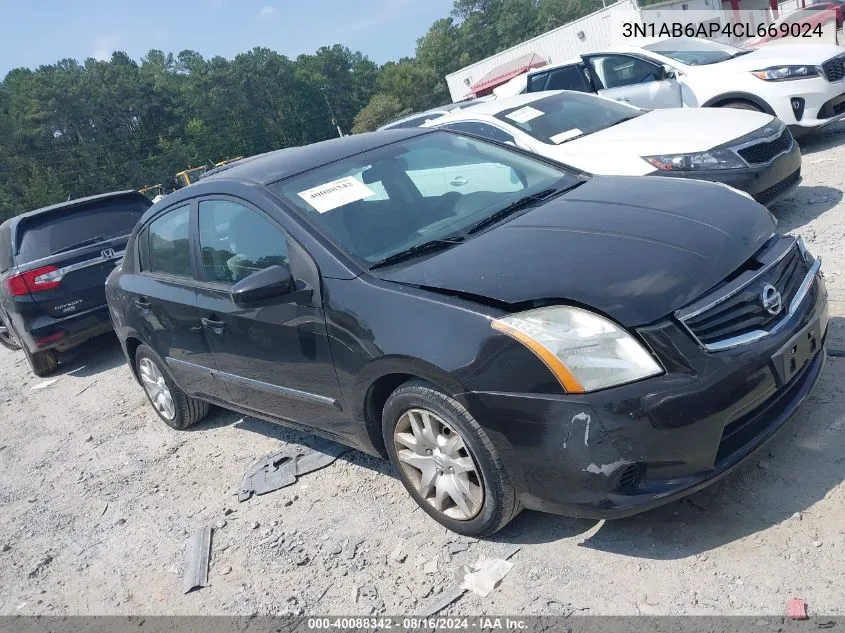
[461,271,828,519]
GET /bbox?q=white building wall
[445,0,639,102]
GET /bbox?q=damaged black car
[105,129,827,536]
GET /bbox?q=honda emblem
[101,248,116,260]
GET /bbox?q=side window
[545,65,593,92]
[527,72,549,92]
[442,122,516,145]
[588,55,662,89]
[198,200,289,285]
[145,205,192,277]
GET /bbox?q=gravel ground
[2,125,845,617]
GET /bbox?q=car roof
[429,91,564,119]
[201,128,431,184]
[378,110,451,130]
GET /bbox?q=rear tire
[23,346,58,377]
[0,314,21,351]
[382,379,521,537]
[134,343,209,430]
[717,100,764,112]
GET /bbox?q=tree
[352,94,408,133]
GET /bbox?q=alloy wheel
[393,408,484,520]
[139,357,176,421]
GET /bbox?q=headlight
[643,148,746,171]
[751,65,818,81]
[491,306,663,393]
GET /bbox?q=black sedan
[105,129,827,536]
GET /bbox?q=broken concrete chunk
[28,554,53,578]
[342,537,363,560]
[448,541,469,555]
[423,558,439,575]
[390,543,406,564]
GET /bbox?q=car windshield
[493,92,642,144]
[272,131,580,265]
[643,38,751,65]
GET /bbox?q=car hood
[689,44,843,70]
[375,175,775,327]
[546,108,774,169]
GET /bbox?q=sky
[0,0,456,78]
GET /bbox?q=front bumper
[762,75,845,128]
[651,138,801,206]
[462,270,827,519]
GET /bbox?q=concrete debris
[792,512,803,521]
[423,558,439,575]
[250,521,260,530]
[390,543,406,564]
[220,566,232,576]
[757,460,770,470]
[28,555,53,578]
[215,519,227,529]
[1,544,10,553]
[114,518,126,526]
[448,540,469,555]
[222,507,234,516]
[813,540,823,548]
[238,440,348,502]
[182,526,212,594]
[460,558,514,597]
[355,584,378,603]
[342,537,363,560]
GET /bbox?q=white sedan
[423,90,802,207]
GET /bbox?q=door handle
[450,176,468,186]
[616,97,631,103]
[134,298,151,313]
[201,317,226,334]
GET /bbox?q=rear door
[125,203,227,399]
[12,194,150,318]
[527,64,595,93]
[582,53,682,108]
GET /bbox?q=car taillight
[3,266,62,296]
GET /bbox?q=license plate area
[771,318,821,386]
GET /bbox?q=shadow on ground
[57,332,127,378]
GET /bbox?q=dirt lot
[2,128,845,618]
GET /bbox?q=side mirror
[230,264,293,304]
[662,64,678,80]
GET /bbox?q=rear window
[16,196,150,264]
[544,66,592,92]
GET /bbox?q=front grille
[822,54,845,82]
[753,169,801,205]
[616,464,642,492]
[737,129,792,165]
[680,241,809,347]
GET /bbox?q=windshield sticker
[297,176,376,213]
[550,129,583,144]
[505,106,544,124]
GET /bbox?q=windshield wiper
[369,235,466,269]
[466,186,571,235]
[52,236,107,255]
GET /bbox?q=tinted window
[441,122,516,144]
[198,200,288,284]
[527,72,549,92]
[544,65,592,92]
[146,205,192,277]
[588,55,663,89]
[273,132,576,264]
[495,93,642,144]
[15,196,149,264]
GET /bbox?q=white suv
[526,37,845,130]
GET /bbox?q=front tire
[134,344,209,429]
[382,379,521,537]
[717,100,764,112]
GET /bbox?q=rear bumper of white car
[762,75,845,128]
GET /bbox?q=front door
[193,197,351,441]
[582,54,683,109]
